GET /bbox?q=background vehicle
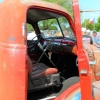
[0,0,100,100]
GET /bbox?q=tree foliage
[27,24,34,32]
[97,16,100,23]
[38,17,69,30]
[38,19,58,30]
[82,19,95,30]
[82,16,100,32]
[95,16,100,32]
[37,1,71,31]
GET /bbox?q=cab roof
[0,0,70,15]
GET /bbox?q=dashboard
[27,38,77,55]
[43,38,76,54]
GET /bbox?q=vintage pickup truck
[0,0,100,100]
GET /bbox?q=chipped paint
[0,0,4,3]
[8,36,16,41]
[20,0,68,14]
[20,0,37,4]
[13,45,17,56]
[20,0,50,14]
[3,62,6,71]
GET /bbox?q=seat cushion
[30,63,58,78]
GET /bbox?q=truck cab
[0,0,100,100]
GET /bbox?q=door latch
[80,69,87,75]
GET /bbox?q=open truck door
[55,0,93,100]
[72,0,92,100]
[1,0,100,100]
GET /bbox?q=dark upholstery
[30,63,58,78]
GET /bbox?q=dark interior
[27,8,79,100]
[27,9,63,23]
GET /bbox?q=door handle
[80,69,87,75]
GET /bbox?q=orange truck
[0,0,100,100]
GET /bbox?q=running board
[38,96,56,100]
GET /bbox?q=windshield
[38,17,76,40]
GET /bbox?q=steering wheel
[28,34,42,51]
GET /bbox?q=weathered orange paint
[0,0,76,100]
[0,0,96,100]
[55,82,80,100]
[0,0,27,100]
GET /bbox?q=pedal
[48,52,52,59]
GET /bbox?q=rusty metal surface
[1,0,70,15]
[0,1,73,100]
[20,0,69,14]
[0,0,78,100]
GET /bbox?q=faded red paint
[55,82,80,100]
[0,0,76,100]
[0,0,27,100]
[0,0,97,100]
[73,0,92,100]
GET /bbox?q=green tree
[27,0,73,31]
[41,0,73,30]
[95,16,100,32]
[97,16,100,23]
[95,23,100,32]
[38,19,58,30]
[44,0,73,18]
[82,16,100,32]
[27,24,34,32]
[82,19,95,30]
